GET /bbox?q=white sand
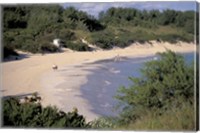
[1,41,196,121]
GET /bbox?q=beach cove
[2,41,196,122]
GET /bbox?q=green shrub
[20,40,39,53]
[90,29,155,49]
[57,29,76,41]
[37,33,55,42]
[158,34,179,43]
[3,32,15,48]
[39,41,59,53]
[90,30,132,49]
[63,41,90,51]
[3,95,88,128]
[88,117,117,129]
[158,34,192,43]
[90,31,115,49]
[184,19,194,34]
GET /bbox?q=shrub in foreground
[88,117,117,129]
[3,94,88,128]
[120,102,195,130]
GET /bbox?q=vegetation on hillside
[3,4,196,58]
[2,5,104,57]
[2,51,196,130]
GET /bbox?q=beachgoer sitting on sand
[52,64,58,70]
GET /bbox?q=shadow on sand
[3,53,30,62]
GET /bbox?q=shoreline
[1,42,196,121]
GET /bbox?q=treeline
[89,7,196,49]
[3,4,196,57]
[99,7,195,33]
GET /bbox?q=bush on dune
[158,34,193,43]
[56,29,77,41]
[89,30,135,49]
[39,41,60,53]
[63,41,90,51]
[89,28,193,49]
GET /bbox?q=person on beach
[52,64,58,70]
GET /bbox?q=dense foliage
[99,8,195,33]
[63,41,91,51]
[3,94,88,128]
[3,4,196,58]
[92,8,195,48]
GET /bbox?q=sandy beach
[1,41,196,121]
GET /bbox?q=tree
[27,5,63,35]
[184,19,194,34]
[3,6,29,30]
[175,11,186,27]
[148,10,160,24]
[158,9,177,25]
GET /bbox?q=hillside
[3,4,197,58]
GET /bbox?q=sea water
[80,52,196,117]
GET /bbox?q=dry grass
[117,102,195,131]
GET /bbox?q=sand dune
[1,41,196,121]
